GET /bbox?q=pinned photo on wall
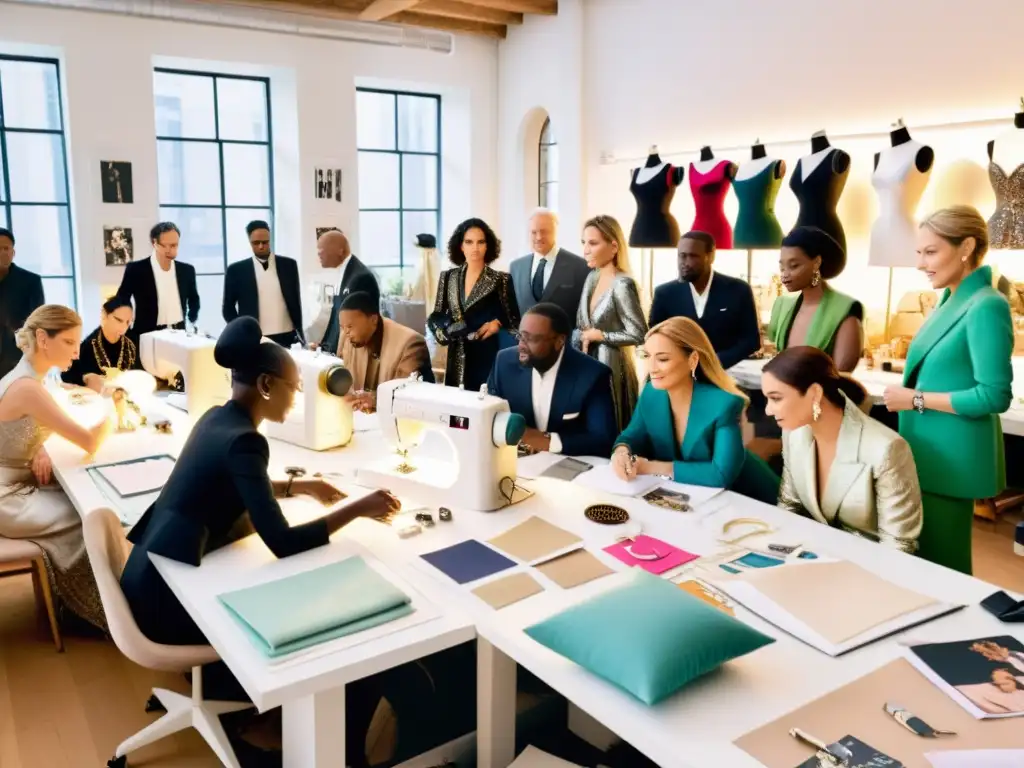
[101,161,133,204]
[314,168,342,202]
[316,226,340,240]
[104,227,133,266]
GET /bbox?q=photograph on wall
[314,168,342,202]
[316,226,340,240]
[104,227,134,266]
[101,161,134,204]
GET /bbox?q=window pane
[0,60,61,130]
[358,211,400,267]
[195,274,227,336]
[0,207,6,228]
[402,210,438,267]
[41,276,75,310]
[159,206,224,275]
[540,181,558,212]
[540,119,553,145]
[0,149,6,200]
[157,140,222,205]
[402,155,437,209]
[5,133,67,202]
[356,91,396,150]
[223,143,270,206]
[226,208,271,264]
[153,72,216,138]
[397,95,438,152]
[217,78,269,142]
[544,142,559,182]
[9,205,72,276]
[358,152,399,209]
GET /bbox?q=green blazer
[899,266,1013,500]
[768,285,863,357]
[614,381,780,504]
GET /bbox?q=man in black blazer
[509,209,591,328]
[222,220,304,347]
[115,222,200,341]
[649,231,761,370]
[487,303,617,457]
[316,229,379,353]
[0,228,45,379]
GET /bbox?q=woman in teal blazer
[883,206,1014,575]
[612,317,780,504]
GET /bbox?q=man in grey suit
[509,208,591,329]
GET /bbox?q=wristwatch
[912,391,925,413]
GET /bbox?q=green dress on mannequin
[733,159,785,249]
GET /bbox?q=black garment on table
[428,265,520,392]
[115,257,200,340]
[62,327,142,387]
[628,164,682,248]
[789,148,850,253]
[320,255,380,354]
[0,264,44,380]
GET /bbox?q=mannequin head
[448,218,500,267]
[779,226,845,292]
[582,215,630,273]
[916,206,988,291]
[677,231,716,285]
[16,304,82,372]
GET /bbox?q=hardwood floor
[0,517,1020,767]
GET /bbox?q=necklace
[92,333,137,373]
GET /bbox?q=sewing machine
[139,329,231,419]
[357,378,528,511]
[264,347,355,451]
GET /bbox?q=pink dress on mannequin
[689,160,734,249]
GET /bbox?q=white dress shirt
[688,271,714,319]
[336,255,353,294]
[530,245,559,291]
[254,254,293,335]
[150,254,184,327]
[531,347,564,454]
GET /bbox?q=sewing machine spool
[321,366,353,396]
[585,504,630,525]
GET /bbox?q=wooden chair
[0,537,62,651]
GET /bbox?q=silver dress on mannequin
[572,271,648,431]
[0,357,106,630]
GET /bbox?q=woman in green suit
[611,317,780,504]
[883,206,1014,574]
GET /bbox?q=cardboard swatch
[472,572,544,609]
[677,579,734,615]
[603,535,699,575]
[535,549,613,589]
[488,516,582,563]
[735,658,1024,768]
[420,540,516,585]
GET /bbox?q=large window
[538,117,558,212]
[153,69,273,330]
[0,56,75,308]
[356,88,440,292]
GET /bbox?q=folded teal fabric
[218,556,415,658]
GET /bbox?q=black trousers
[265,330,300,348]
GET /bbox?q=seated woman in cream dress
[0,305,114,630]
[762,346,922,553]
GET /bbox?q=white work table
[48,404,1022,768]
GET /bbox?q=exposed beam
[189,0,361,21]
[458,0,556,14]
[358,0,422,20]
[388,9,506,38]
[414,0,522,25]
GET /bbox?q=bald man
[509,208,590,328]
[316,229,380,353]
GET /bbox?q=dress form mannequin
[987,103,1024,249]
[734,140,787,249]
[689,146,737,248]
[629,145,685,247]
[869,120,934,268]
[790,130,851,252]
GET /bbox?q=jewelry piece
[884,703,956,738]
[415,511,435,527]
[912,391,925,414]
[811,268,821,287]
[438,507,453,522]
[585,504,629,525]
[719,517,775,545]
[812,399,822,422]
[691,365,697,381]
[92,333,137,374]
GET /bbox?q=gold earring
[811,268,821,287]
[691,366,697,381]
[812,400,821,421]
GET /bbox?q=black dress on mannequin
[629,151,685,247]
[789,132,851,252]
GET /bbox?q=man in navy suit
[487,302,616,457]
[649,231,761,370]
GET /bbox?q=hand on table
[882,386,915,412]
[82,374,105,394]
[344,390,376,413]
[349,489,402,524]
[31,447,53,486]
[611,448,639,481]
[293,478,345,506]
[520,427,551,454]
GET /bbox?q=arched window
[538,117,558,211]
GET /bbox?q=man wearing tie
[509,209,590,327]
[316,229,379,353]
[648,231,761,369]
[222,220,303,347]
[115,222,199,340]
[0,228,45,379]
[487,303,617,457]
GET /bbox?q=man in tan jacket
[336,290,434,412]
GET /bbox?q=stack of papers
[571,463,663,497]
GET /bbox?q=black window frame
[538,116,557,209]
[0,54,76,308]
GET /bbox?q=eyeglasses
[512,330,555,344]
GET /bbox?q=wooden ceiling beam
[387,9,507,38]
[358,0,422,21]
[458,0,556,14]
[414,0,523,25]
[189,0,360,20]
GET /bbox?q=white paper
[97,457,176,497]
[657,480,724,508]
[927,750,1024,768]
[571,462,663,497]
[516,451,565,479]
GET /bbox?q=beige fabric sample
[487,516,582,563]
[536,549,613,589]
[472,572,544,609]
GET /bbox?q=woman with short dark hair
[62,295,141,392]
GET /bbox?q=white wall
[1,3,498,330]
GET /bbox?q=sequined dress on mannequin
[988,112,1024,249]
[0,357,106,631]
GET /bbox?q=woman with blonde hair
[0,305,113,631]
[882,205,1013,574]
[612,317,780,502]
[573,214,648,430]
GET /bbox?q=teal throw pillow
[524,571,774,705]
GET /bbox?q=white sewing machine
[139,329,231,419]
[357,378,528,511]
[264,347,355,451]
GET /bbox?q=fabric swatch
[603,535,700,575]
[488,516,582,563]
[472,572,545,609]
[420,539,516,585]
[536,549,614,589]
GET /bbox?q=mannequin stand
[883,267,894,342]
[746,249,754,284]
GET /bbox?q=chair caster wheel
[144,694,165,713]
[107,756,127,768]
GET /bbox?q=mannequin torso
[629,152,684,247]
[734,151,787,249]
[869,134,934,267]
[790,134,851,252]
[987,119,1024,249]
[689,150,736,248]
